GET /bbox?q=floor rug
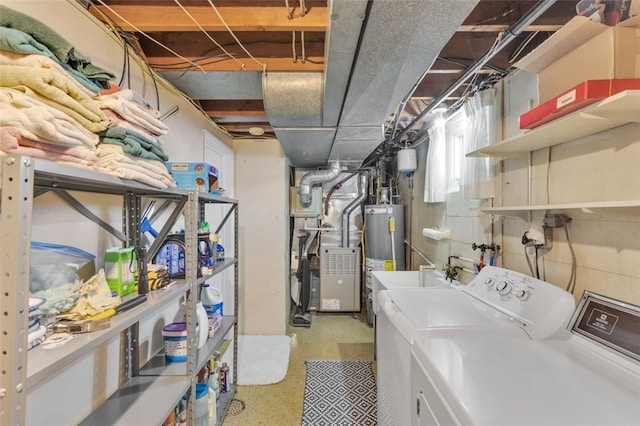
[302,360,377,426]
[237,335,291,385]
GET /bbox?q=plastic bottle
[220,362,229,393]
[213,234,225,261]
[208,372,220,401]
[196,302,209,349]
[201,284,224,318]
[208,383,217,426]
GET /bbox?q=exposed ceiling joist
[91,3,327,32]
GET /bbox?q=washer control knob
[484,277,494,287]
[516,289,530,301]
[496,280,512,295]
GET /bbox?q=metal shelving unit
[0,156,239,425]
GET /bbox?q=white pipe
[299,161,341,207]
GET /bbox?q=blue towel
[0,5,115,88]
[0,27,102,93]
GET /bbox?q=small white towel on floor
[237,335,291,385]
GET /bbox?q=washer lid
[378,289,522,343]
[411,335,640,426]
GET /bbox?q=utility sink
[370,270,452,315]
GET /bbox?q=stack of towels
[0,5,175,189]
[96,89,175,189]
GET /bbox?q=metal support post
[0,156,34,426]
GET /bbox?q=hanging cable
[508,31,540,63]
[205,0,268,71]
[173,0,247,70]
[292,31,297,63]
[301,31,306,63]
[564,219,577,293]
[300,0,307,16]
[285,0,293,19]
[93,0,206,72]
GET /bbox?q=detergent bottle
[201,284,224,318]
[213,234,225,261]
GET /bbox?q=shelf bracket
[53,190,127,242]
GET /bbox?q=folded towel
[0,128,98,170]
[97,144,175,189]
[0,65,108,132]
[102,108,162,144]
[0,88,99,147]
[0,47,101,95]
[0,5,115,87]
[99,127,168,162]
[96,89,169,135]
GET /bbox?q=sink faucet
[442,257,461,282]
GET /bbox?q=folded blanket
[97,149,176,189]
[0,47,101,95]
[0,65,108,132]
[0,5,115,88]
[1,126,98,161]
[96,89,169,135]
[0,88,99,147]
[99,127,168,162]
[0,128,97,170]
[102,108,162,144]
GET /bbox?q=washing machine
[410,291,640,425]
[376,266,576,426]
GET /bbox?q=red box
[519,79,640,129]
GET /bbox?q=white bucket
[163,322,189,362]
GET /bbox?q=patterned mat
[301,360,377,426]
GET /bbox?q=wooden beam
[139,36,324,61]
[91,4,327,32]
[217,122,274,133]
[148,55,323,71]
[199,100,265,117]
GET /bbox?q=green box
[104,247,136,296]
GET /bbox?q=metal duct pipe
[342,173,368,248]
[391,0,558,145]
[299,161,341,207]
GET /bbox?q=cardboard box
[166,162,219,194]
[104,247,136,296]
[516,15,640,103]
[519,79,640,129]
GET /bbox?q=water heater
[365,204,405,272]
[364,204,405,324]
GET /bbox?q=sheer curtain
[461,88,499,200]
[423,124,447,203]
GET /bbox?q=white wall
[233,139,290,335]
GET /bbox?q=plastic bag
[30,242,96,293]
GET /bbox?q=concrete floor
[223,312,375,425]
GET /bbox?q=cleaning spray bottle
[213,234,225,262]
